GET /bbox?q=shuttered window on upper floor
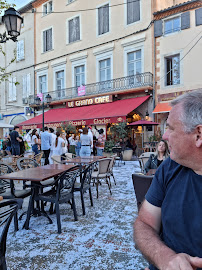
[98,4,109,35]
[127,0,140,25]
[43,28,52,52]
[17,40,24,61]
[43,1,53,16]
[195,7,202,26]
[8,77,17,102]
[22,74,31,98]
[69,16,80,43]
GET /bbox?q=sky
[6,0,30,10]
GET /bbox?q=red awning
[153,102,172,114]
[19,96,149,129]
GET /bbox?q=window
[165,54,180,86]
[127,50,142,84]
[75,65,85,87]
[43,28,52,52]
[68,16,80,43]
[43,1,53,16]
[98,4,109,35]
[22,74,31,98]
[56,70,65,98]
[39,75,47,93]
[127,0,140,25]
[17,40,24,61]
[8,77,17,102]
[99,58,111,90]
[164,17,181,35]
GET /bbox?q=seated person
[144,140,169,174]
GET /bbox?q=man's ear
[195,125,202,148]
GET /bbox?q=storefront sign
[78,85,86,96]
[67,95,112,108]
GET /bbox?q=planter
[122,149,133,161]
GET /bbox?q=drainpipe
[153,35,156,122]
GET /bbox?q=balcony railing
[29,72,153,105]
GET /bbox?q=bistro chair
[108,154,117,185]
[138,152,153,173]
[112,147,125,166]
[34,152,44,165]
[91,158,112,198]
[34,166,80,233]
[0,199,23,270]
[51,155,63,164]
[73,164,93,215]
[132,173,153,211]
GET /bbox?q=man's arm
[134,200,202,270]
[16,137,22,142]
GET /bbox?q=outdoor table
[0,164,76,229]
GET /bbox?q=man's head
[163,90,202,169]
[44,127,48,131]
[14,126,19,132]
[49,128,54,133]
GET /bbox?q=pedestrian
[61,132,68,155]
[80,127,92,157]
[68,134,76,155]
[75,135,81,156]
[88,126,93,153]
[95,128,105,156]
[144,139,169,174]
[52,132,65,156]
[19,136,25,156]
[10,126,22,156]
[31,129,39,156]
[49,128,56,164]
[40,126,52,165]
[134,90,202,270]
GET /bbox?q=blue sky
[7,0,30,10]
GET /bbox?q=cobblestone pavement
[6,161,148,270]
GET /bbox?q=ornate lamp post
[0,7,23,43]
[35,94,52,132]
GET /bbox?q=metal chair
[73,164,93,215]
[132,173,153,211]
[0,199,23,270]
[108,154,116,185]
[138,152,154,173]
[91,158,112,198]
[34,166,80,233]
[112,147,125,166]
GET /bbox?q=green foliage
[148,131,162,142]
[110,121,128,142]
[104,139,115,153]
[61,122,76,134]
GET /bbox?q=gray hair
[170,90,202,133]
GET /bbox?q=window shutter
[21,40,25,59]
[195,7,202,26]
[103,4,109,34]
[16,42,20,61]
[69,19,74,43]
[8,81,12,101]
[127,0,140,25]
[181,11,190,30]
[127,0,133,24]
[47,29,52,51]
[154,20,163,37]
[75,17,80,41]
[27,73,31,96]
[22,75,27,98]
[98,6,104,35]
[13,77,17,100]
[43,31,46,52]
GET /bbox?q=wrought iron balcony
[29,72,153,105]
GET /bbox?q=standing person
[68,134,76,155]
[19,136,25,156]
[31,129,39,156]
[41,126,51,165]
[52,132,65,156]
[75,135,81,157]
[10,126,22,156]
[88,126,93,153]
[61,132,68,155]
[49,128,56,164]
[96,129,105,156]
[144,140,169,174]
[134,90,202,270]
[80,127,92,157]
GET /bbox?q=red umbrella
[129,120,159,148]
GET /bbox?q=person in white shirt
[49,128,56,164]
[88,126,93,152]
[68,134,76,154]
[61,133,68,155]
[52,132,65,156]
[31,129,39,155]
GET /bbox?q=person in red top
[96,129,105,156]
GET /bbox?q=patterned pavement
[6,161,148,270]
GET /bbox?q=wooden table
[0,164,76,229]
[64,156,104,165]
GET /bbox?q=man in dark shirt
[134,90,202,270]
[10,126,22,156]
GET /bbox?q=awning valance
[153,102,172,114]
[19,96,150,129]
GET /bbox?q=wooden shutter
[13,77,17,100]
[69,19,74,43]
[181,12,190,30]
[154,20,163,37]
[98,6,104,35]
[127,0,140,25]
[103,4,109,34]
[69,17,80,43]
[47,29,52,51]
[43,31,46,52]
[16,42,20,61]
[27,73,31,96]
[20,40,24,60]
[8,81,12,101]
[22,75,27,98]
[195,7,202,26]
[75,17,80,41]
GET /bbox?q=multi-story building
[19,0,155,147]
[0,1,35,137]
[153,0,202,134]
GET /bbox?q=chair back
[17,157,39,170]
[108,155,116,170]
[97,158,111,175]
[34,152,43,165]
[0,163,15,194]
[51,155,62,164]
[138,152,154,172]
[64,153,76,159]
[80,164,93,188]
[132,173,153,211]
[0,199,22,269]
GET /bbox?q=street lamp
[0,7,23,43]
[35,94,52,132]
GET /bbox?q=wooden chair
[91,158,112,198]
[34,151,44,165]
[132,173,153,211]
[138,152,154,173]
